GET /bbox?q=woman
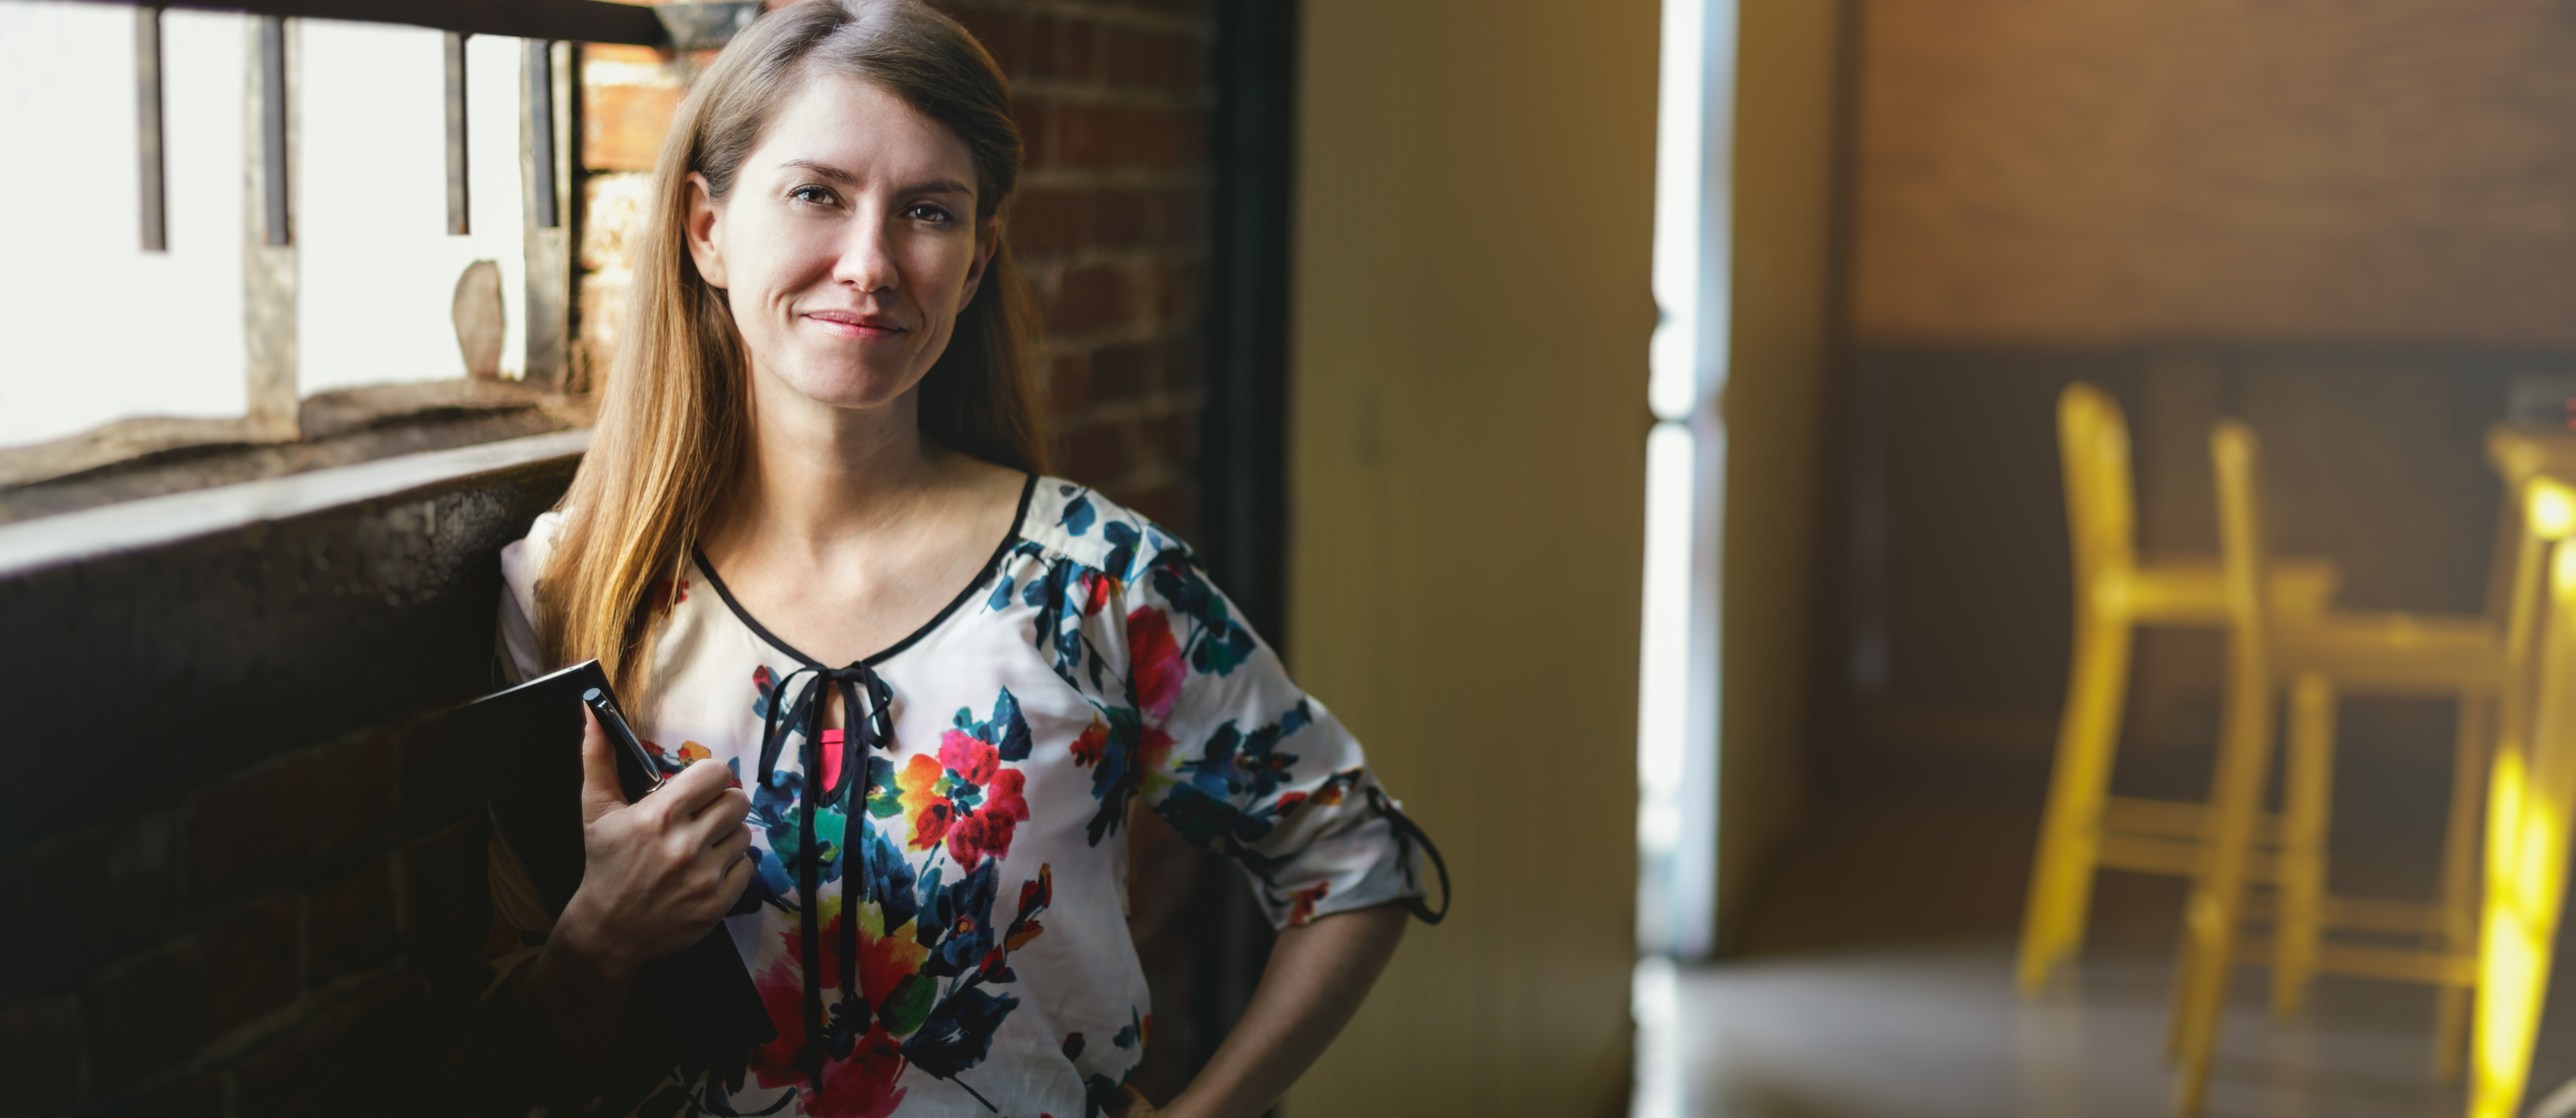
[485,2,1442,1115]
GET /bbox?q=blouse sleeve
[1105,542,1437,929]
[491,513,559,686]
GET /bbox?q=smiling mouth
[804,310,905,337]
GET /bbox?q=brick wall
[0,451,581,1118]
[0,714,496,1117]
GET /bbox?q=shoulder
[499,509,570,613]
[1015,477,1190,580]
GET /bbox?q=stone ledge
[0,380,595,527]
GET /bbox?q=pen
[583,686,668,796]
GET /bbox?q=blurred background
[12,0,2576,1116]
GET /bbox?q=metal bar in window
[136,5,165,251]
[445,31,469,236]
[527,39,557,230]
[258,14,288,246]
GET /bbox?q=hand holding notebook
[452,660,774,1086]
[555,701,760,974]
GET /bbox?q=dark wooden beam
[63,0,668,47]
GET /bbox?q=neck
[720,367,946,561]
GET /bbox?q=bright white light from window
[1638,421,1695,860]
[1637,0,1731,965]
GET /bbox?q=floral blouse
[491,476,1439,1117]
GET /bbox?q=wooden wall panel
[1854,0,2576,345]
[1286,0,1658,1112]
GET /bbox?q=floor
[1631,791,2576,1118]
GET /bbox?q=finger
[687,787,753,848]
[577,705,629,824]
[718,844,756,900]
[709,819,754,860]
[657,752,735,814]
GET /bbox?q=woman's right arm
[501,707,757,1073]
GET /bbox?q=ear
[957,216,1002,308]
[684,172,729,289]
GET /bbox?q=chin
[774,360,920,412]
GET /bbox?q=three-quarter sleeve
[1109,543,1431,928]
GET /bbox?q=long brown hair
[538,0,1045,697]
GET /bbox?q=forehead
[754,71,976,188]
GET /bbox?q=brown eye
[790,185,837,205]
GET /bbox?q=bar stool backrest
[2060,383,2140,602]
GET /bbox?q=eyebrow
[779,160,972,197]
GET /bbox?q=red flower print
[1287,882,1330,926]
[1079,569,1121,617]
[1128,607,1184,719]
[812,1025,909,1118]
[938,729,1000,788]
[1071,719,1109,766]
[946,769,1030,869]
[898,754,953,852]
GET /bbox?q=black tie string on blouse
[754,660,893,1090]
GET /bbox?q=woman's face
[686,73,993,415]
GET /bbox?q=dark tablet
[445,659,775,1079]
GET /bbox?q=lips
[803,309,905,337]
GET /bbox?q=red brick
[1058,102,1122,167]
[309,859,396,985]
[950,8,1025,79]
[1048,265,1132,333]
[0,994,82,1117]
[311,728,397,858]
[1133,107,1200,167]
[2,815,178,998]
[1091,342,1154,403]
[1119,483,1187,529]
[1048,353,1092,415]
[1007,188,1088,258]
[1066,16,1105,83]
[233,973,430,1118]
[1140,413,1196,469]
[84,941,205,1084]
[187,754,315,900]
[1097,189,1152,248]
[1012,99,1052,168]
[1059,422,1135,489]
[1157,261,1204,327]
[398,711,479,836]
[401,820,491,965]
[1024,13,1064,80]
[199,893,299,1036]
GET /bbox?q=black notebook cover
[448,659,776,1078]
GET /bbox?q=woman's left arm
[1152,903,1411,1118]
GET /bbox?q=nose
[831,209,899,295]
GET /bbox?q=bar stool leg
[2271,673,2336,1017]
[2170,633,2276,1114]
[2020,609,2134,995]
[2471,739,2564,1118]
[2434,694,2491,1082]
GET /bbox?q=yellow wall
[1282,0,1659,1113]
[1715,0,1847,942]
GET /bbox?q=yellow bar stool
[2017,383,2341,995]
[2168,422,2556,1115]
[2468,462,2576,1118]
